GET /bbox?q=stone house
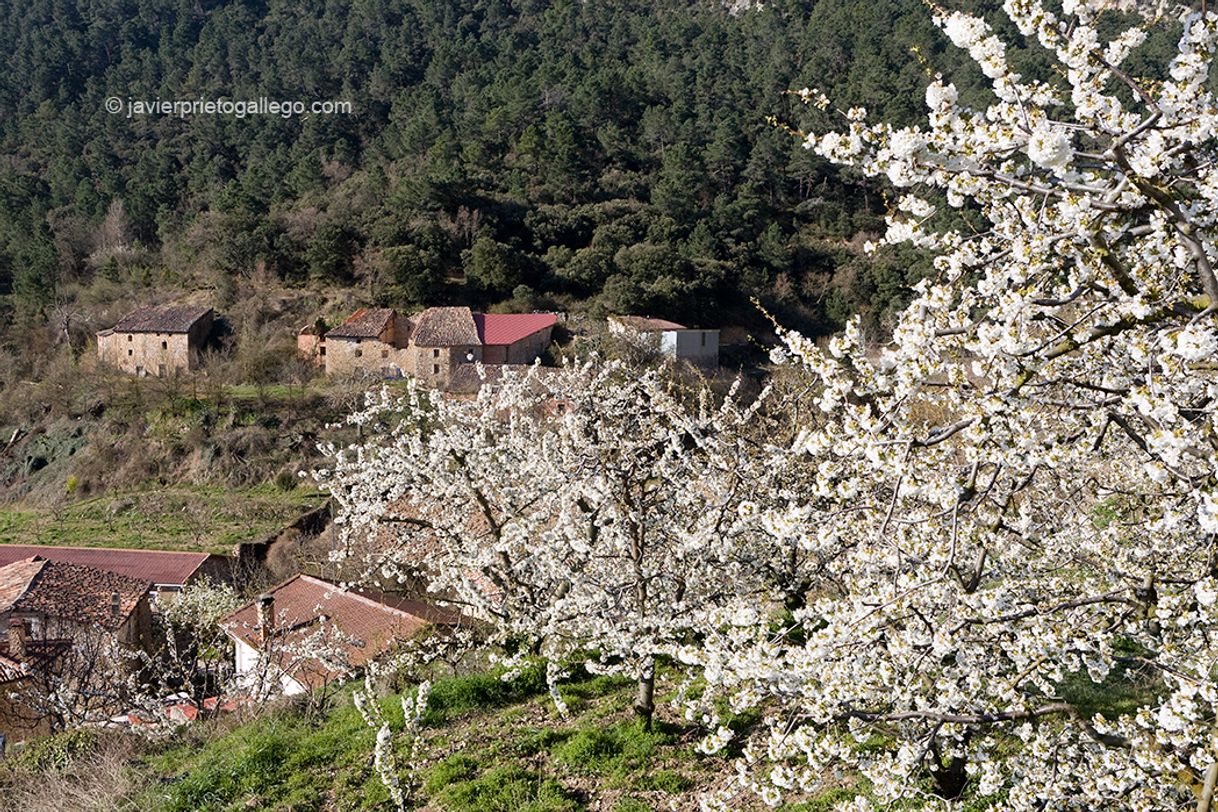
[608,315,720,368]
[97,304,213,376]
[0,557,153,653]
[0,557,153,750]
[309,306,557,389]
[222,574,460,697]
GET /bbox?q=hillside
[0,665,757,812]
[0,0,996,353]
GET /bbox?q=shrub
[11,728,99,771]
[273,469,298,492]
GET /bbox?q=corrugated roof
[611,315,687,332]
[325,308,396,340]
[0,557,148,630]
[111,305,212,334]
[0,545,215,587]
[412,307,480,347]
[474,313,557,346]
[222,575,458,688]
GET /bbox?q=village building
[222,574,460,697]
[0,557,153,652]
[96,304,213,376]
[608,315,720,368]
[304,306,557,389]
[0,545,229,604]
[0,557,153,751]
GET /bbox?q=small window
[127,334,133,342]
[354,349,362,358]
[128,349,133,356]
[161,340,168,350]
[158,364,166,376]
[319,346,326,356]
[701,333,706,347]
[432,364,440,375]
[433,348,441,358]
[381,349,389,358]
[135,365,144,376]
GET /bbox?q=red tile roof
[474,313,558,346]
[222,575,461,689]
[111,305,212,334]
[325,307,396,339]
[611,315,688,332]
[0,545,215,587]
[0,557,148,630]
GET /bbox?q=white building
[222,574,458,697]
[608,315,719,368]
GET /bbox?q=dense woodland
[0,0,1078,345]
[0,1,1186,348]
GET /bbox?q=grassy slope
[0,484,325,554]
[0,657,1164,811]
[127,667,750,812]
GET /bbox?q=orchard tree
[688,2,1218,809]
[318,363,789,729]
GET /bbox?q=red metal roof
[0,545,214,587]
[474,313,558,346]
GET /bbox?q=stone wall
[413,344,481,389]
[323,336,415,377]
[504,326,554,364]
[98,331,193,376]
[97,313,211,376]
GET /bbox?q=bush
[10,728,99,771]
[273,469,298,492]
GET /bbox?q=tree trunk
[1198,761,1218,812]
[634,660,655,731]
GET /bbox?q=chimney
[256,594,275,647]
[7,618,27,661]
[110,591,121,618]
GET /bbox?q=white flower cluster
[322,5,1218,806]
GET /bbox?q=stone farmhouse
[223,574,460,697]
[608,315,720,368]
[96,304,213,377]
[301,306,558,389]
[0,556,152,652]
[0,557,153,750]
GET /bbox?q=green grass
[0,483,324,554]
[434,765,582,812]
[139,701,391,812]
[106,663,728,811]
[551,722,681,785]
